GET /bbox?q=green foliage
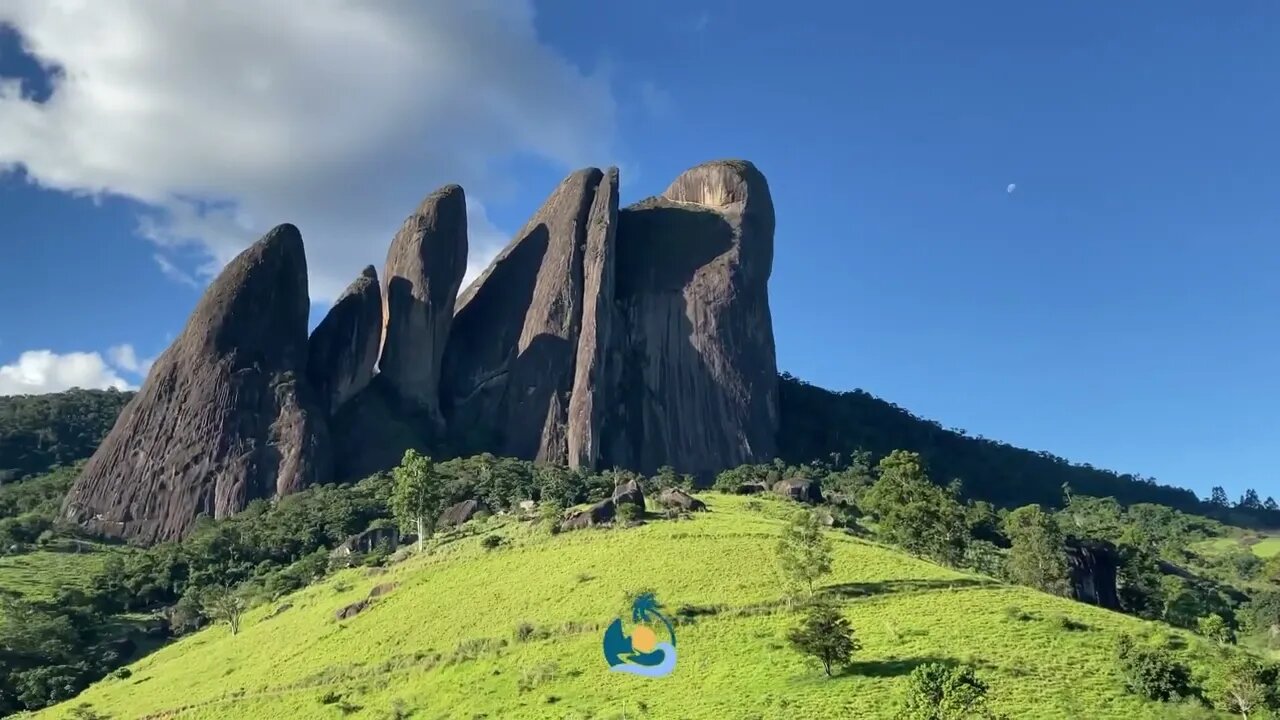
[1207,656,1278,718]
[1002,505,1070,596]
[198,581,253,635]
[1195,613,1234,645]
[776,510,833,597]
[0,388,132,482]
[786,602,859,677]
[391,450,444,551]
[480,534,503,551]
[616,502,640,524]
[1113,635,1193,702]
[898,662,1005,720]
[862,451,967,565]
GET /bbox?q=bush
[616,503,639,524]
[481,534,503,551]
[786,602,859,677]
[1115,638,1193,701]
[899,662,1005,719]
[513,621,538,643]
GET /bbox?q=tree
[1211,486,1230,507]
[899,662,1006,720]
[1238,489,1262,511]
[1196,613,1235,645]
[1002,505,1070,596]
[1114,637,1192,702]
[391,450,443,552]
[776,510,833,597]
[786,602,858,677]
[199,582,250,635]
[1209,657,1276,719]
[862,451,968,564]
[1265,496,1279,512]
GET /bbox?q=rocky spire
[307,265,381,416]
[63,224,332,543]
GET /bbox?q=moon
[1006,183,1017,194]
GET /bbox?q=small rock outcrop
[611,478,645,512]
[562,499,615,530]
[438,498,487,528]
[335,599,371,621]
[772,478,823,504]
[63,225,331,544]
[658,488,707,512]
[1065,540,1121,610]
[602,160,779,478]
[307,266,381,415]
[379,184,468,426]
[332,523,401,558]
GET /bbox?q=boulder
[438,498,487,528]
[601,160,779,479]
[658,488,707,512]
[368,582,398,599]
[610,478,646,512]
[442,168,614,464]
[332,523,401,558]
[562,498,616,530]
[378,184,468,427]
[335,599,371,621]
[518,500,537,514]
[1065,540,1120,610]
[734,482,769,495]
[63,225,331,544]
[772,478,823,504]
[307,266,382,415]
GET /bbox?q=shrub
[1195,613,1234,645]
[514,621,537,643]
[481,534,503,551]
[516,662,559,693]
[1115,640,1192,701]
[899,662,1005,719]
[786,602,859,677]
[616,503,639,524]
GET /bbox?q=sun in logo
[602,591,677,677]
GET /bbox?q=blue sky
[1,2,1277,501]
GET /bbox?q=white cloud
[152,253,198,289]
[1006,183,1017,194]
[638,81,674,120]
[106,344,154,378]
[0,350,132,395]
[0,2,618,301]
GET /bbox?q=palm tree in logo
[631,591,675,646]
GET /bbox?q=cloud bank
[0,1,617,301]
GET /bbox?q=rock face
[63,225,331,544]
[332,523,401,558]
[379,185,468,426]
[1066,540,1121,610]
[602,160,779,478]
[442,168,616,464]
[307,266,381,415]
[611,478,645,512]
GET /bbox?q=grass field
[0,541,128,600]
[1196,534,1280,559]
[35,494,1233,720]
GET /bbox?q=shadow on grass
[839,656,958,678]
[818,577,995,599]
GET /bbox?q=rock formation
[773,478,823,503]
[1065,540,1121,610]
[379,184,468,426]
[562,498,616,530]
[611,478,645,513]
[658,488,707,512]
[602,160,779,478]
[307,266,381,415]
[65,159,782,544]
[438,498,487,527]
[442,168,615,464]
[63,225,331,544]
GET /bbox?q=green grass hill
[35,494,1231,720]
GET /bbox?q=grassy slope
[1196,534,1280,559]
[40,495,1226,720]
[0,542,126,600]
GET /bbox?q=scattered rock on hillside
[307,266,382,416]
[378,184,468,427]
[368,583,398,599]
[562,499,616,530]
[332,524,401,558]
[734,482,769,495]
[335,599,371,621]
[63,224,331,544]
[772,478,822,504]
[658,488,707,512]
[611,478,645,512]
[438,498,487,528]
[602,160,779,479]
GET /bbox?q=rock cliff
[307,266,381,415]
[63,225,331,543]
